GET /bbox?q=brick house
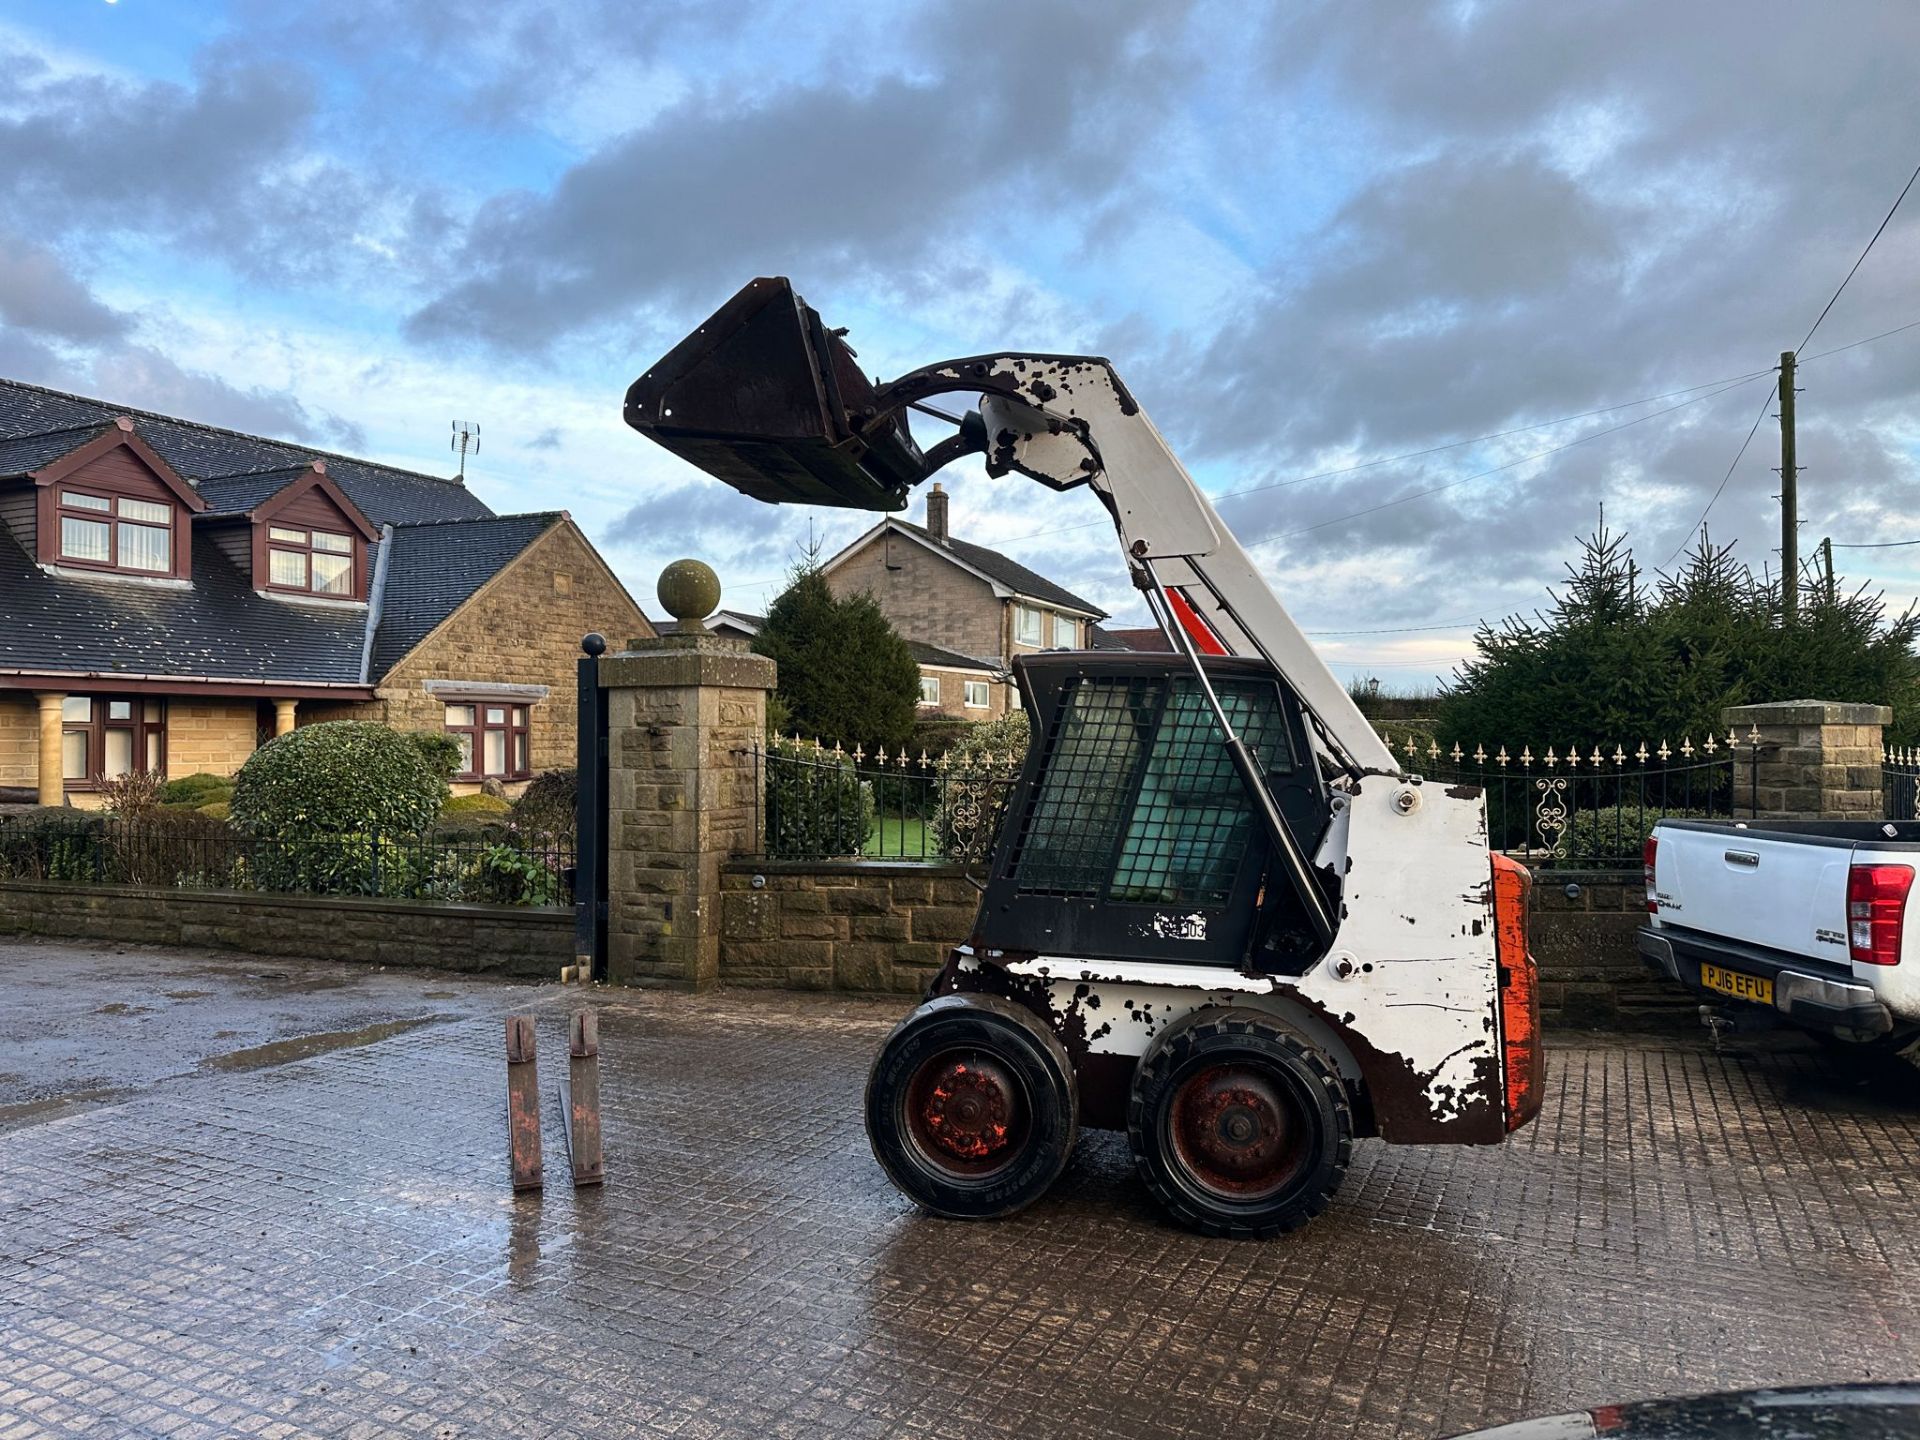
[819,483,1106,719]
[0,378,652,805]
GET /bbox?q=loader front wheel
[1129,1008,1352,1239]
[866,994,1078,1220]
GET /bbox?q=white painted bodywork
[1649,821,1920,1022]
[954,358,1505,1131]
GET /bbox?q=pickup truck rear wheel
[1128,1008,1353,1239]
[866,993,1078,1220]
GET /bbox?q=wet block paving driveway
[2,941,1917,1440]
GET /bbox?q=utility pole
[1821,535,1835,605]
[1778,350,1798,621]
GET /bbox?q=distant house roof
[664,608,764,639]
[1091,624,1173,652]
[822,517,1106,620]
[0,377,492,529]
[369,513,565,678]
[884,520,1106,618]
[907,639,999,673]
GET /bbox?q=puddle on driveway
[202,1016,445,1072]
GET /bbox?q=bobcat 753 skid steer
[626,277,1544,1238]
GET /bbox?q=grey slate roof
[369,513,564,679]
[193,467,319,518]
[0,377,580,688]
[0,525,368,685]
[0,378,492,529]
[889,520,1106,617]
[907,639,999,671]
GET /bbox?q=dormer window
[57,489,174,574]
[267,526,356,596]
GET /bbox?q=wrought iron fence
[0,816,575,907]
[1397,731,1759,866]
[750,738,1022,866]
[746,727,1762,870]
[1884,748,1920,820]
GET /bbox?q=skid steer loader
[625,277,1544,1238]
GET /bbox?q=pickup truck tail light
[1847,862,1914,965]
[1492,854,1544,1131]
[1642,836,1658,913]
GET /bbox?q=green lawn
[865,817,933,858]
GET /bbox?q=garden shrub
[197,801,232,821]
[931,711,1029,863]
[232,722,445,892]
[1564,807,1710,866]
[232,722,444,837]
[764,738,873,859]
[160,773,233,807]
[406,731,464,790]
[444,792,511,816]
[511,769,577,837]
[98,769,164,817]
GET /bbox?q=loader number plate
[1700,963,1773,1007]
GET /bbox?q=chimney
[927,482,950,544]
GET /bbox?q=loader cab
[976,651,1334,971]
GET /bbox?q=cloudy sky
[4,1,1918,686]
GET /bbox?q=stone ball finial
[657,558,721,625]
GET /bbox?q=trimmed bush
[444,792,512,816]
[232,721,445,839]
[764,739,873,859]
[196,800,232,821]
[160,773,233,807]
[512,769,577,837]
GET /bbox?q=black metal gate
[575,633,611,981]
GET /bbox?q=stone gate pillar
[1724,700,1890,822]
[598,564,773,989]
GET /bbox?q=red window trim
[51,487,177,577]
[261,524,362,600]
[61,694,167,791]
[443,698,532,782]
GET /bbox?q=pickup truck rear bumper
[1638,925,1894,1037]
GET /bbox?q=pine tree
[753,563,920,752]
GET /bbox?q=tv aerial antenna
[451,420,481,480]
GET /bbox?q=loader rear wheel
[866,993,1078,1220]
[1128,1008,1352,1239]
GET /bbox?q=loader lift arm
[625,276,1403,954]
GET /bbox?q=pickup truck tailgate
[1653,825,1853,965]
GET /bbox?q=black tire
[1127,1007,1353,1239]
[865,993,1078,1220]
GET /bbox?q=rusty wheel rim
[903,1049,1029,1178]
[1166,1062,1307,1202]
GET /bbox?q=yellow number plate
[1701,963,1774,1006]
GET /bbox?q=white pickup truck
[1639,818,1920,1058]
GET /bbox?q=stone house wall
[827,530,1006,664]
[165,701,262,779]
[0,694,34,789]
[915,664,1010,721]
[342,521,653,789]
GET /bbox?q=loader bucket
[624,276,927,511]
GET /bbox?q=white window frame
[918,675,941,706]
[1014,604,1043,645]
[1051,613,1077,648]
[963,680,990,709]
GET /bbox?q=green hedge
[764,740,873,859]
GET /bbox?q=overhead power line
[1239,372,1771,551]
[1658,379,1779,568]
[1797,161,1920,352]
[984,365,1778,549]
[1830,537,1920,550]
